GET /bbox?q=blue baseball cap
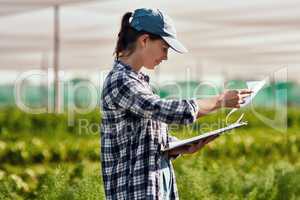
[129,8,188,53]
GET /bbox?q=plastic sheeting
[0,0,300,81]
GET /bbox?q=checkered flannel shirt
[100,60,199,200]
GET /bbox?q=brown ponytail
[114,12,161,60]
[114,12,132,59]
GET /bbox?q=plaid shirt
[100,60,198,200]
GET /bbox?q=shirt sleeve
[110,76,199,125]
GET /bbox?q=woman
[100,8,251,200]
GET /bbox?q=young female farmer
[100,8,251,200]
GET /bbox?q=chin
[145,64,156,70]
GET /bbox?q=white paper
[240,80,266,107]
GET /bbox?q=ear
[138,34,149,48]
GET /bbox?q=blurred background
[0,0,300,199]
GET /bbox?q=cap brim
[162,36,188,54]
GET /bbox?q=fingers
[238,99,246,104]
[197,135,219,147]
[238,89,253,94]
[183,135,220,154]
[239,93,251,98]
[236,90,252,107]
[203,135,219,144]
[185,141,205,154]
[194,140,205,148]
[222,89,252,108]
[237,94,250,104]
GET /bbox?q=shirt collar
[113,60,150,83]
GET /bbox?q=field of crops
[0,107,299,200]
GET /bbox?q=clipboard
[162,115,247,152]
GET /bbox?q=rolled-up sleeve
[110,77,198,125]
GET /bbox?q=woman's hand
[195,89,252,118]
[168,135,219,156]
[217,89,252,109]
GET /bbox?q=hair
[114,12,161,60]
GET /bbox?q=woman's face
[139,36,169,70]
